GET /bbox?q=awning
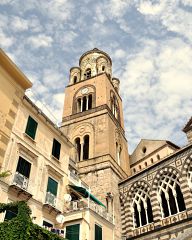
[69,185,106,208]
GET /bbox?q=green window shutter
[52,138,61,160]
[47,177,58,196]
[66,224,80,240]
[25,116,38,139]
[16,157,31,178]
[95,224,102,240]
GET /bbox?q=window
[52,139,61,160]
[132,185,153,228]
[102,66,105,71]
[66,224,80,240]
[25,116,38,140]
[158,173,186,218]
[4,210,17,221]
[16,157,31,178]
[157,154,160,160]
[47,177,58,196]
[43,220,53,228]
[116,142,121,165]
[84,68,91,79]
[83,135,89,160]
[111,94,119,121]
[151,158,154,163]
[73,76,77,84]
[95,224,102,240]
[75,135,90,161]
[76,94,93,113]
[75,138,81,161]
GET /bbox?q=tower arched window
[132,186,153,228]
[158,173,186,218]
[73,76,77,84]
[75,135,90,161]
[75,138,81,161]
[83,135,89,160]
[76,94,93,113]
[116,142,121,165]
[111,94,119,121]
[84,68,91,79]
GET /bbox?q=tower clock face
[81,88,89,94]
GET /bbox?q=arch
[84,68,91,80]
[74,138,81,161]
[72,85,96,114]
[110,90,120,122]
[71,122,95,159]
[96,55,110,75]
[69,67,81,85]
[128,181,153,228]
[152,167,186,218]
[83,135,89,160]
[181,153,192,189]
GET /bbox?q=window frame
[25,116,38,140]
[52,138,61,160]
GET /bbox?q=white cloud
[114,49,126,59]
[10,16,29,32]
[121,37,192,152]
[0,30,14,47]
[28,34,53,48]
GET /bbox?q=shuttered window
[47,177,58,196]
[16,157,31,178]
[25,116,38,140]
[66,224,80,240]
[95,224,102,240]
[52,139,61,160]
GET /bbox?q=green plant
[0,170,11,178]
[0,201,67,240]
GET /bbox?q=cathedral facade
[0,47,192,240]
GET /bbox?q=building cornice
[0,49,32,90]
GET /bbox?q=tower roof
[79,48,112,65]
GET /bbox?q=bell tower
[61,48,130,240]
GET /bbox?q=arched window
[102,66,105,71]
[116,142,122,165]
[157,154,160,160]
[187,164,192,190]
[75,138,81,161]
[84,68,91,79]
[83,135,89,160]
[132,185,153,228]
[76,94,93,113]
[158,173,186,218]
[77,98,81,112]
[111,94,119,121]
[73,76,77,84]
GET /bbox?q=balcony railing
[12,172,29,190]
[68,171,89,191]
[66,199,113,223]
[45,192,57,207]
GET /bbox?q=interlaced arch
[157,170,186,218]
[129,181,153,228]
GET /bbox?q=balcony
[43,192,61,214]
[65,199,113,224]
[68,171,89,191]
[9,172,32,200]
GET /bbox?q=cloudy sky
[0,0,192,153]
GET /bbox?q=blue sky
[0,0,192,153]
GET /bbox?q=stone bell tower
[61,48,130,240]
